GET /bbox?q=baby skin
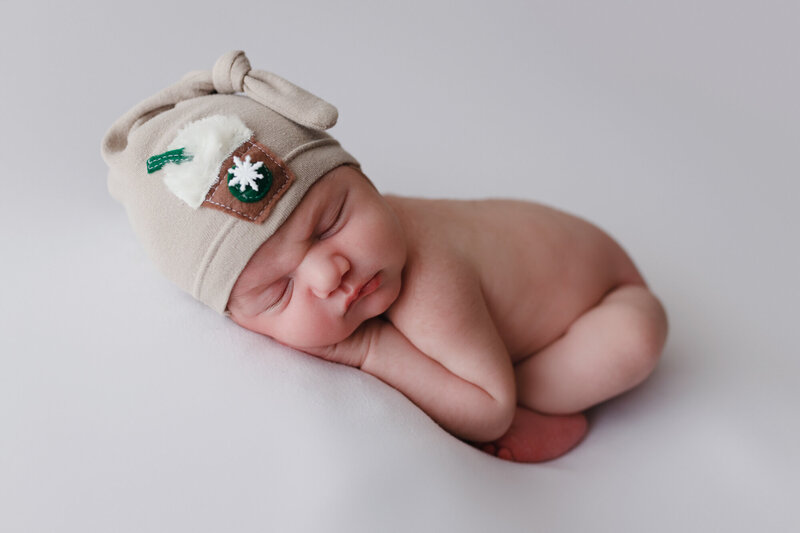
[228,165,668,462]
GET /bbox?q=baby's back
[385,196,643,359]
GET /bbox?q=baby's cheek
[274,313,354,349]
[230,313,270,338]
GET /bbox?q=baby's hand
[295,318,384,368]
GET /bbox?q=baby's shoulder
[385,225,483,333]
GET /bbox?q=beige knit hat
[102,51,359,313]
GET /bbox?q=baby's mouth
[345,272,382,312]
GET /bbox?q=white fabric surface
[2,1,798,531]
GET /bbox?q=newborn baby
[227,164,667,461]
[103,51,667,463]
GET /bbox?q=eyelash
[265,278,293,311]
[318,197,346,240]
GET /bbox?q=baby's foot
[475,407,588,463]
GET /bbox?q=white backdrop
[1,1,798,531]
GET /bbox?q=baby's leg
[475,406,588,462]
[515,284,668,415]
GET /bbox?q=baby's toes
[496,447,514,461]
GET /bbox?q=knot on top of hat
[213,50,251,94]
[209,50,339,131]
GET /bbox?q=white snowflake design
[227,155,265,192]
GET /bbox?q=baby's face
[227,165,406,348]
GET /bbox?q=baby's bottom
[475,283,667,463]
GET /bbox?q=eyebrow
[297,193,336,239]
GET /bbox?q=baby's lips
[345,273,382,311]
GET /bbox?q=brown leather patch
[202,137,295,223]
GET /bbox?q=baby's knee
[608,286,668,381]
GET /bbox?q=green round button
[228,165,272,203]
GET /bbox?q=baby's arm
[366,319,516,442]
[304,271,517,442]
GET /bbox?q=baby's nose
[308,253,350,298]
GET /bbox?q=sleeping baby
[103,51,668,462]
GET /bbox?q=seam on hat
[283,138,340,164]
[193,216,237,301]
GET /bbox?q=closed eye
[264,278,293,311]
[318,194,347,240]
